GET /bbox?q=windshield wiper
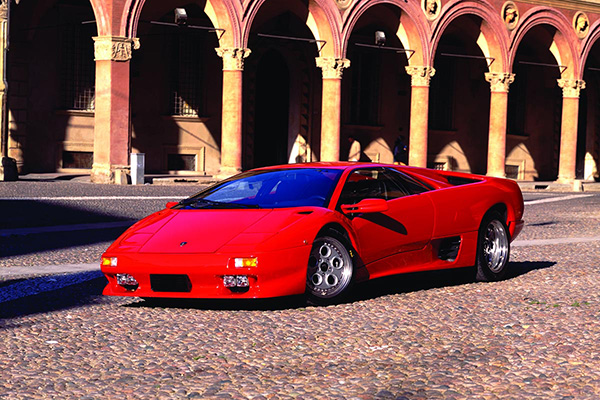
[179,198,260,209]
[227,203,261,209]
[178,198,223,208]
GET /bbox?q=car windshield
[178,168,343,209]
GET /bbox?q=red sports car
[101,163,524,305]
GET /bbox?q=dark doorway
[254,50,290,167]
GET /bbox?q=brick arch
[123,0,240,47]
[430,0,509,73]
[88,0,109,35]
[580,20,600,73]
[509,7,580,79]
[341,0,430,65]
[242,0,340,58]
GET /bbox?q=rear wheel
[306,235,354,305]
[476,212,510,282]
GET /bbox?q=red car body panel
[101,162,524,299]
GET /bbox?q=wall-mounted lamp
[174,8,188,26]
[375,31,386,46]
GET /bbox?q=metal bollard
[131,153,145,185]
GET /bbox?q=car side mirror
[341,198,388,215]
[165,201,179,209]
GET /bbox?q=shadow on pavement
[0,273,108,320]
[0,200,131,258]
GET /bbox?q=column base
[215,166,241,181]
[0,157,18,181]
[487,171,506,179]
[91,163,130,185]
[555,176,574,185]
[555,177,583,191]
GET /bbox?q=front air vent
[150,274,192,292]
[437,237,461,262]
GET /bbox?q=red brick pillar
[485,72,514,178]
[405,66,435,168]
[557,79,585,183]
[215,47,251,178]
[91,36,139,184]
[316,57,350,162]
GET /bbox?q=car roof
[251,162,400,172]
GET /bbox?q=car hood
[138,209,273,254]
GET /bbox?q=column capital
[557,79,586,98]
[93,36,140,62]
[315,57,350,79]
[405,66,436,87]
[215,47,251,71]
[485,72,515,93]
[0,1,7,21]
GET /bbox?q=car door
[337,167,435,266]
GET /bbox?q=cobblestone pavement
[1,179,600,399]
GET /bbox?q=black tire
[305,234,355,305]
[475,212,510,282]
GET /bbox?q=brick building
[0,0,599,183]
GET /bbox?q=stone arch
[88,0,108,35]
[341,0,429,66]
[242,0,340,57]
[430,0,509,73]
[509,7,579,79]
[123,0,240,47]
[580,19,600,73]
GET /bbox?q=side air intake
[437,237,461,262]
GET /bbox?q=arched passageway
[508,25,565,181]
[342,4,411,164]
[580,40,600,181]
[9,0,97,173]
[130,1,223,174]
[430,14,491,174]
[253,50,290,167]
[244,2,322,169]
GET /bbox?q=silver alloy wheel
[307,236,353,299]
[483,219,509,273]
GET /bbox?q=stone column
[91,36,139,184]
[316,57,350,162]
[215,47,251,178]
[556,79,585,183]
[0,0,17,181]
[405,66,435,168]
[485,72,514,178]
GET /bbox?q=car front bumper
[101,245,311,299]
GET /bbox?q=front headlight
[233,257,258,268]
[101,257,118,267]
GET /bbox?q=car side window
[338,168,409,205]
[384,168,431,195]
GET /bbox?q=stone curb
[0,263,99,278]
[518,180,600,192]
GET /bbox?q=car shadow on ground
[126,260,556,312]
[0,261,555,319]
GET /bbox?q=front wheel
[306,235,354,305]
[475,212,510,282]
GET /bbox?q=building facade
[1,0,600,183]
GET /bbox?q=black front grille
[150,274,192,292]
